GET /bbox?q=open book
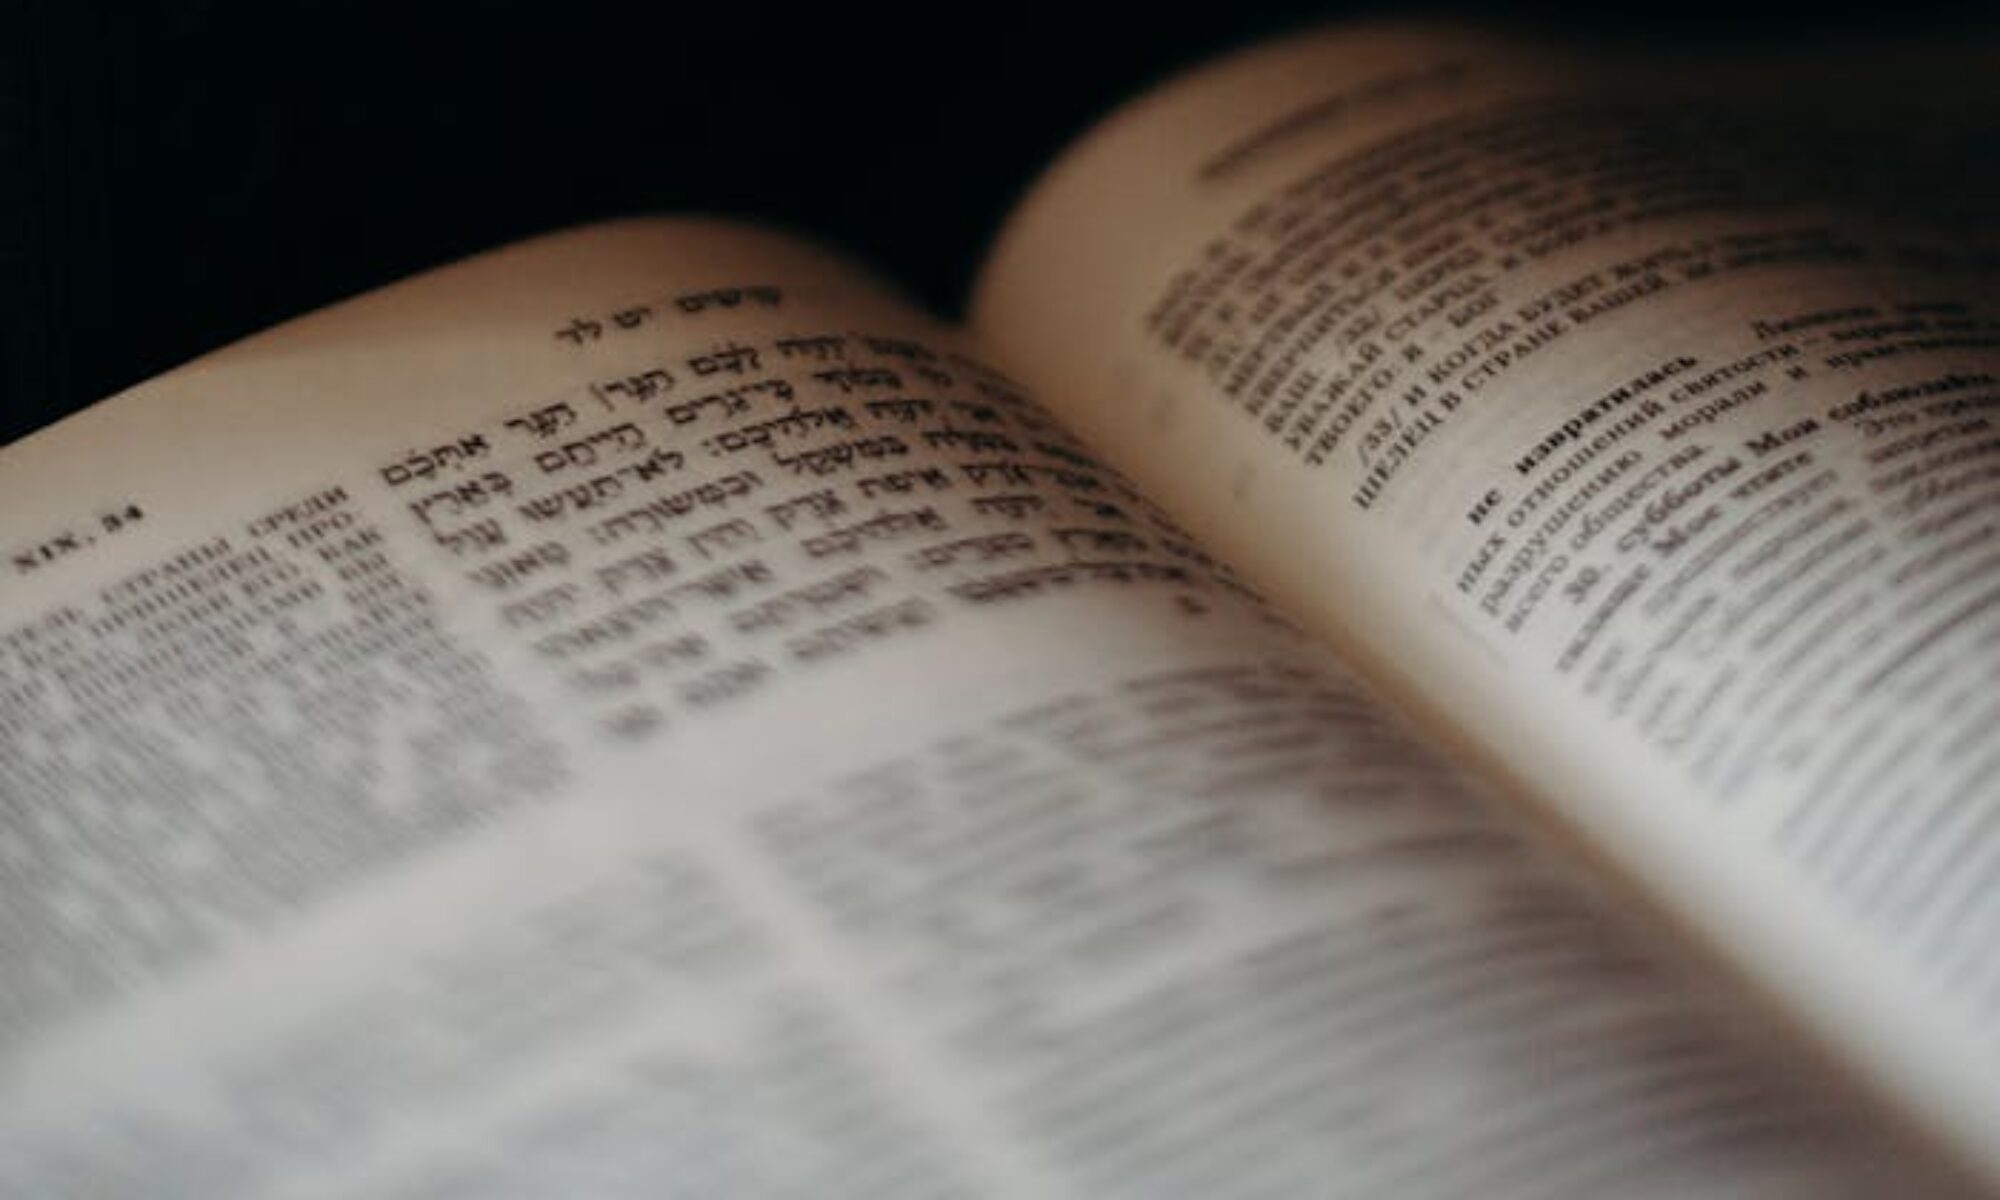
[6,22,2000,1195]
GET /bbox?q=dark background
[5,0,1994,446]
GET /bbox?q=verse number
[8,502,146,575]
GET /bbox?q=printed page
[974,24,2000,1184]
[0,220,1955,1195]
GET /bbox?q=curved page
[0,219,1953,1194]
[976,24,2000,1185]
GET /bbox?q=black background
[6,0,1995,446]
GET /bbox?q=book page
[0,219,1953,1194]
[975,24,2000,1183]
